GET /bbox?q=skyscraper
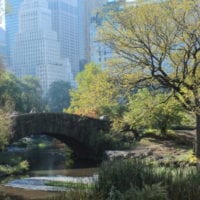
[90,0,115,67]
[0,0,6,63]
[78,0,106,66]
[47,0,80,76]
[12,0,73,92]
[90,0,134,67]
[5,0,23,68]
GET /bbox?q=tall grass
[96,159,200,200]
[49,159,200,200]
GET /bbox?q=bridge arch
[11,113,110,160]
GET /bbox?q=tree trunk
[160,123,167,135]
[195,114,200,157]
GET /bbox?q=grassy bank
[45,181,94,190]
[49,158,200,200]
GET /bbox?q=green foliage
[124,184,168,200]
[0,110,11,150]
[99,0,200,155]
[0,160,29,176]
[0,72,43,113]
[0,72,23,111]
[45,181,94,190]
[106,184,168,200]
[67,63,119,117]
[123,89,190,134]
[96,159,200,200]
[48,159,200,200]
[106,186,124,200]
[99,0,200,114]
[48,190,92,200]
[88,131,122,160]
[20,76,43,113]
[46,81,71,112]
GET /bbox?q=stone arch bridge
[11,113,110,161]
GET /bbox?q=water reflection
[6,135,74,171]
[0,135,99,198]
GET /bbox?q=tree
[0,73,43,113]
[46,81,71,112]
[0,109,11,150]
[99,0,200,156]
[124,89,188,135]
[0,72,23,111]
[0,68,14,150]
[20,76,43,113]
[67,63,119,118]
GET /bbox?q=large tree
[0,72,23,111]
[99,0,200,155]
[124,89,189,135]
[0,67,14,149]
[67,63,119,117]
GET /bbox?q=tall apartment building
[78,0,106,68]
[90,1,116,68]
[6,0,79,81]
[0,0,6,63]
[5,0,23,68]
[47,0,80,76]
[12,0,73,92]
[90,0,135,67]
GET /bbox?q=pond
[0,135,99,200]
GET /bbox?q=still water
[0,135,99,199]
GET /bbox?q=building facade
[5,0,23,68]
[47,0,80,76]
[90,0,135,68]
[78,0,106,69]
[12,0,73,92]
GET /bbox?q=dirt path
[107,130,195,164]
[0,186,61,200]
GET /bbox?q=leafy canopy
[99,0,200,114]
[67,63,119,117]
[124,89,189,134]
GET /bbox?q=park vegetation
[69,0,199,155]
[0,72,43,113]
[1,0,200,199]
[62,1,200,199]
[46,80,71,112]
[67,63,119,117]
[98,0,200,155]
[50,158,200,200]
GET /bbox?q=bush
[88,131,123,161]
[0,160,29,176]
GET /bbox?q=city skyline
[12,0,73,93]
[0,0,117,92]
